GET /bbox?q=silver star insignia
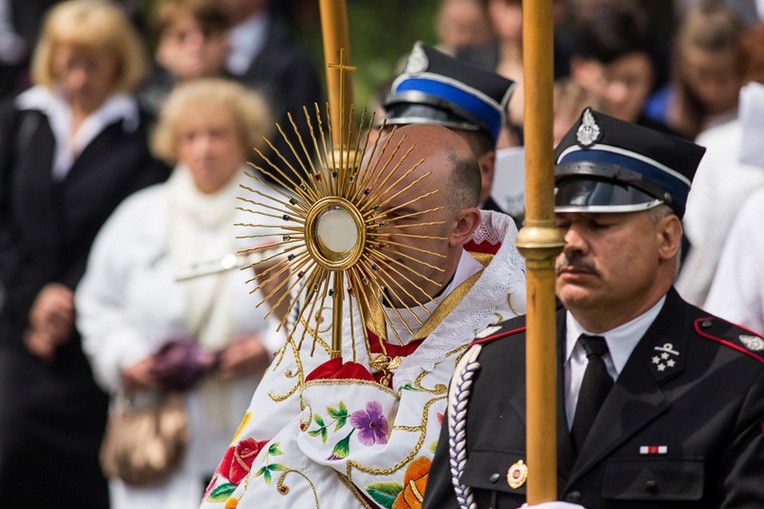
[652,356,660,364]
[661,352,669,360]
[657,364,666,371]
[666,359,676,367]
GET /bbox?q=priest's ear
[449,207,481,247]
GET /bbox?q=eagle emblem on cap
[576,108,601,148]
[405,41,429,75]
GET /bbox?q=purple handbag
[150,338,217,391]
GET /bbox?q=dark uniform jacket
[0,98,169,508]
[424,288,764,509]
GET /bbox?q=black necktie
[571,334,613,452]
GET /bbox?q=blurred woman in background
[138,0,231,115]
[645,3,744,138]
[0,1,169,506]
[77,78,282,509]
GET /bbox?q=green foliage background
[294,1,440,113]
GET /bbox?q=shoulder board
[694,317,764,364]
[472,315,527,346]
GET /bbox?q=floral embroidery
[307,401,349,443]
[393,457,431,509]
[350,401,390,446]
[231,412,251,443]
[365,456,432,509]
[206,437,270,502]
[253,442,288,486]
[306,400,390,461]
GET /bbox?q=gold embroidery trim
[345,394,446,478]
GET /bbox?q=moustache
[556,255,599,277]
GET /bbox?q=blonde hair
[31,0,147,93]
[151,78,272,164]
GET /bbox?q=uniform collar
[565,295,666,377]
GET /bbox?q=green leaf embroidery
[321,427,328,443]
[314,414,325,427]
[328,430,354,460]
[268,443,283,456]
[429,440,438,454]
[207,483,237,502]
[400,383,422,392]
[307,428,322,437]
[366,481,404,509]
[327,401,348,420]
[254,462,286,486]
[328,402,349,431]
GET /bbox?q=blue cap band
[394,77,502,143]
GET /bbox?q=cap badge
[739,334,764,352]
[507,459,528,489]
[405,42,429,75]
[576,108,601,148]
[651,342,679,372]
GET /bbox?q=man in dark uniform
[382,41,519,225]
[423,108,764,509]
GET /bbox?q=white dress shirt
[564,296,666,428]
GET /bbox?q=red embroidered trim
[694,318,764,365]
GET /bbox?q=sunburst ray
[238,87,445,370]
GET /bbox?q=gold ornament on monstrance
[235,56,446,373]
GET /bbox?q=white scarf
[167,165,244,350]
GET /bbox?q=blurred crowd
[0,0,763,508]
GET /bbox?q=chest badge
[651,342,679,373]
[507,459,528,489]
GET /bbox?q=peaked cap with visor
[554,108,706,218]
[382,41,516,146]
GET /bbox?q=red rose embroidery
[217,438,269,485]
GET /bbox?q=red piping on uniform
[472,326,527,346]
[694,318,764,365]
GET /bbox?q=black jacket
[0,97,169,508]
[424,289,764,509]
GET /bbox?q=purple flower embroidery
[349,401,390,446]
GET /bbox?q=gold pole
[318,0,354,149]
[318,0,354,357]
[331,271,344,358]
[515,0,564,503]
